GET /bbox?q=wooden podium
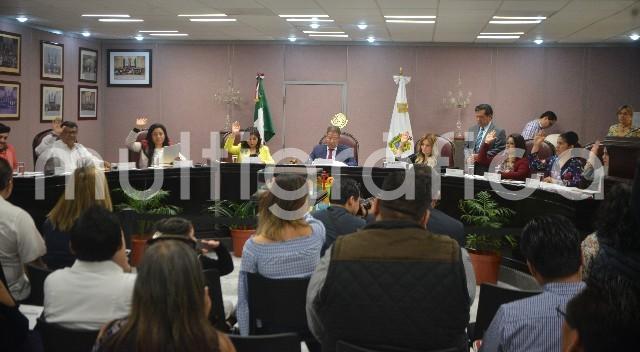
[602,137,640,179]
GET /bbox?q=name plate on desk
[175,160,194,168]
[112,162,136,170]
[525,178,541,188]
[241,157,262,164]
[445,168,464,177]
[383,161,408,169]
[484,172,502,182]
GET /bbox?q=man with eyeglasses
[308,126,357,166]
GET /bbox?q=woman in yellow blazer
[224,121,275,164]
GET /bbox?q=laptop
[161,143,181,164]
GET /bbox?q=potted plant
[459,191,516,284]
[114,189,182,266]
[207,200,256,257]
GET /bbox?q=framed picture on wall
[79,47,98,83]
[107,49,152,87]
[0,31,21,75]
[0,81,20,120]
[41,41,64,81]
[78,86,97,120]
[41,84,64,122]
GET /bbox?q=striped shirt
[480,281,585,352]
[236,214,325,335]
[521,119,542,140]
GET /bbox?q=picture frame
[0,80,20,120]
[0,31,21,75]
[78,47,98,83]
[41,41,64,81]
[107,49,152,87]
[78,86,98,120]
[41,84,64,122]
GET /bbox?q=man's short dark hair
[70,205,122,261]
[153,217,193,237]
[379,167,432,222]
[474,104,493,117]
[61,121,78,129]
[540,111,557,121]
[331,178,361,205]
[0,158,12,191]
[0,123,10,133]
[520,215,581,279]
[326,126,341,135]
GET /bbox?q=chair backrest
[472,283,541,341]
[247,272,311,336]
[435,135,454,167]
[128,130,148,166]
[337,340,460,352]
[24,263,53,306]
[36,318,99,352]
[33,129,54,166]
[203,268,228,332]
[318,131,359,164]
[229,332,301,352]
[525,139,555,160]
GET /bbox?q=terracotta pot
[231,228,255,257]
[468,250,502,285]
[130,235,149,267]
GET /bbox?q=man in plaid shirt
[521,111,558,140]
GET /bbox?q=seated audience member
[607,104,639,137]
[477,132,530,180]
[427,194,465,247]
[1,278,29,352]
[43,206,134,330]
[529,131,584,187]
[0,158,46,301]
[465,104,507,175]
[43,165,112,269]
[408,134,439,167]
[308,126,357,166]
[237,173,325,336]
[521,111,557,140]
[480,215,584,352]
[125,116,185,168]
[93,240,236,352]
[224,121,274,164]
[149,217,233,275]
[389,131,413,160]
[37,121,109,172]
[0,123,17,170]
[311,178,367,256]
[307,168,471,352]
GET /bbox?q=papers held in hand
[161,143,181,164]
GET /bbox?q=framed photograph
[41,41,64,81]
[0,81,20,120]
[0,31,21,75]
[78,86,97,120]
[107,49,152,87]
[41,84,64,122]
[79,47,98,83]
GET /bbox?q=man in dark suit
[308,126,357,166]
[464,104,506,175]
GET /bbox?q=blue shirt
[480,281,586,352]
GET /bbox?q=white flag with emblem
[386,75,414,160]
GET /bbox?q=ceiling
[1,0,640,44]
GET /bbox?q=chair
[128,129,147,166]
[36,318,99,352]
[470,283,541,341]
[435,135,454,168]
[318,131,359,165]
[525,139,555,160]
[24,263,53,306]
[337,340,461,352]
[229,332,301,352]
[32,128,53,166]
[203,268,228,332]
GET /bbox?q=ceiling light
[308,34,348,38]
[178,14,226,17]
[135,35,144,41]
[149,33,189,36]
[279,15,329,18]
[189,18,237,22]
[138,30,178,33]
[288,36,297,42]
[630,34,640,41]
[383,15,436,19]
[50,30,63,35]
[16,16,28,23]
[367,36,375,43]
[286,18,333,22]
[82,14,130,17]
[303,31,344,34]
[480,32,524,35]
[493,16,546,20]
[99,19,144,22]
[81,31,91,37]
[477,35,520,39]
[534,39,544,44]
[490,20,541,24]
[310,23,320,29]
[385,20,435,24]
[357,23,368,30]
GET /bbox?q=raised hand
[52,118,63,135]
[484,130,497,144]
[135,116,148,128]
[533,132,546,146]
[590,140,600,156]
[231,121,241,134]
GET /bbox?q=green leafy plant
[206,200,256,230]
[114,188,182,235]
[459,191,516,254]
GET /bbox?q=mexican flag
[254,73,275,142]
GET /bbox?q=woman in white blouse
[125,117,184,168]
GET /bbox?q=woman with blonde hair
[411,134,439,168]
[236,173,325,336]
[43,164,112,269]
[607,105,639,137]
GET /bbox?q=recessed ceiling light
[493,16,546,20]
[279,15,329,18]
[367,36,375,43]
[288,36,297,42]
[99,19,144,22]
[480,32,525,35]
[489,20,541,24]
[82,14,130,17]
[357,23,368,30]
[383,15,436,19]
[534,39,544,44]
[135,35,144,41]
[16,16,28,23]
[81,31,91,37]
[477,35,520,39]
[310,23,320,29]
[138,30,178,33]
[189,19,237,22]
[178,14,227,17]
[629,34,640,41]
[148,33,189,36]
[308,34,348,38]
[385,20,435,24]
[286,18,333,22]
[303,31,345,34]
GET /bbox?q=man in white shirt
[44,205,135,330]
[36,121,109,173]
[0,158,47,301]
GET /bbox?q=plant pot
[130,235,150,267]
[230,228,255,257]
[468,249,502,285]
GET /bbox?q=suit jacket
[427,208,465,247]
[308,144,357,166]
[465,122,506,175]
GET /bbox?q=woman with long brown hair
[411,134,439,167]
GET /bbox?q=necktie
[474,127,484,153]
[328,148,334,159]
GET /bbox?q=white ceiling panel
[499,0,570,12]
[317,0,379,9]
[438,1,501,11]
